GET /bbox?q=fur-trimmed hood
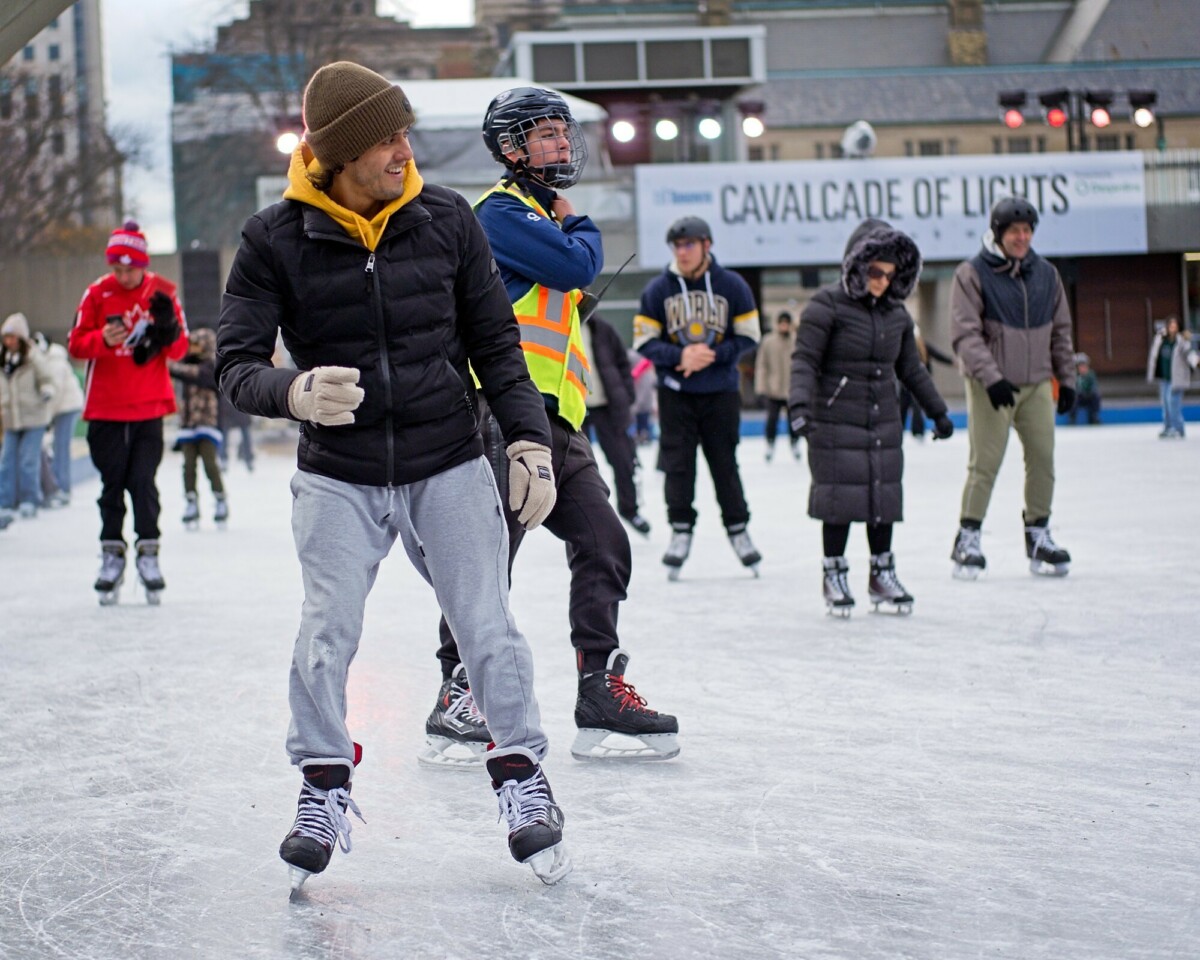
[840,218,922,303]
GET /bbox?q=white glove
[287,366,364,426]
[506,440,556,529]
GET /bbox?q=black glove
[790,411,814,439]
[985,379,1018,410]
[932,415,954,440]
[1056,385,1076,416]
[148,292,181,346]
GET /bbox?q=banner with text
[635,152,1148,269]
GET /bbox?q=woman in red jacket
[68,221,188,604]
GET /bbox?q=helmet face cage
[483,89,588,190]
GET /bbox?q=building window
[532,44,576,84]
[51,130,65,156]
[24,77,38,120]
[23,45,34,61]
[0,78,11,120]
[830,143,844,159]
[1007,136,1032,154]
[770,143,780,161]
[583,42,637,83]
[645,40,705,81]
[711,38,751,78]
[1036,136,1047,153]
[948,138,959,155]
[815,142,824,159]
[903,140,914,157]
[918,140,943,156]
[48,75,63,118]
[1094,134,1120,151]
[49,44,60,61]
[992,136,1003,154]
[748,145,764,162]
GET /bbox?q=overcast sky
[100,0,474,253]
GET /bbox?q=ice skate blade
[97,589,120,606]
[184,521,199,531]
[666,566,682,582]
[1029,560,1069,577]
[870,600,913,615]
[523,842,572,885]
[745,564,761,578]
[825,603,853,619]
[416,735,488,768]
[287,865,312,897]
[144,589,162,606]
[952,564,984,581]
[570,728,680,761]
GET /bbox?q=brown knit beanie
[302,61,415,169]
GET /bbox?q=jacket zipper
[364,251,396,486]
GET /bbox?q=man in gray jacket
[949,196,1077,579]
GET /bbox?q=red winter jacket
[68,271,189,421]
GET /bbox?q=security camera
[841,120,877,158]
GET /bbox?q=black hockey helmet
[482,86,588,189]
[990,196,1039,238]
[666,216,712,244]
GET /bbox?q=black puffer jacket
[789,219,947,525]
[587,314,635,427]
[216,186,550,486]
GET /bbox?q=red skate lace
[607,676,654,713]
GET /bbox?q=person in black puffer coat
[789,218,953,616]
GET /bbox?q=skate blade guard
[523,841,572,885]
[416,735,488,768]
[570,728,680,761]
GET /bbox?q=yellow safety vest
[475,181,590,430]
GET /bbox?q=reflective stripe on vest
[476,181,590,429]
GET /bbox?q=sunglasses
[866,265,896,281]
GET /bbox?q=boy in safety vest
[421,87,680,765]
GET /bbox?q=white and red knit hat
[106,220,150,267]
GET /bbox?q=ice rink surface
[2,422,1197,960]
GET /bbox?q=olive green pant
[960,378,1056,524]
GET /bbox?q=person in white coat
[38,333,85,505]
[0,312,55,524]
[1146,316,1197,439]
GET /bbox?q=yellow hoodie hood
[282,143,425,251]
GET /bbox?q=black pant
[437,415,631,678]
[763,397,801,446]
[823,522,893,557]
[657,387,749,530]
[87,418,165,543]
[583,404,638,519]
[1068,391,1101,425]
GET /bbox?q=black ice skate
[621,512,651,537]
[868,551,913,614]
[417,663,492,767]
[951,525,986,580]
[94,540,126,606]
[662,524,693,581]
[790,439,802,462]
[727,523,762,576]
[214,493,229,528]
[280,750,364,895]
[1025,519,1070,577]
[823,556,854,618]
[487,746,571,885]
[134,539,165,605]
[182,493,199,530]
[571,649,680,761]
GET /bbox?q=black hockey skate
[94,540,126,606]
[572,649,680,761]
[823,556,854,618]
[213,493,229,528]
[621,512,651,537]
[135,539,165,605]
[662,524,693,581]
[182,493,199,530]
[487,746,571,885]
[1025,519,1070,577]
[280,750,364,895]
[727,523,762,576]
[417,663,492,767]
[868,551,913,614]
[951,524,986,580]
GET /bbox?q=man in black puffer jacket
[216,62,570,889]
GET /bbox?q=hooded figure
[789,219,951,615]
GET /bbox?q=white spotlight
[611,120,637,143]
[698,117,722,140]
[741,116,765,138]
[276,131,300,155]
[655,118,679,141]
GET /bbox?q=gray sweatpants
[285,457,547,765]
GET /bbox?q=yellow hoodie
[282,143,425,252]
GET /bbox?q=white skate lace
[292,782,365,854]
[957,527,982,558]
[495,771,560,833]
[875,566,907,595]
[729,531,757,560]
[99,552,125,582]
[136,554,162,582]
[444,685,487,729]
[666,531,691,560]
[1029,526,1061,556]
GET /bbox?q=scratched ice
[1,423,1196,960]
